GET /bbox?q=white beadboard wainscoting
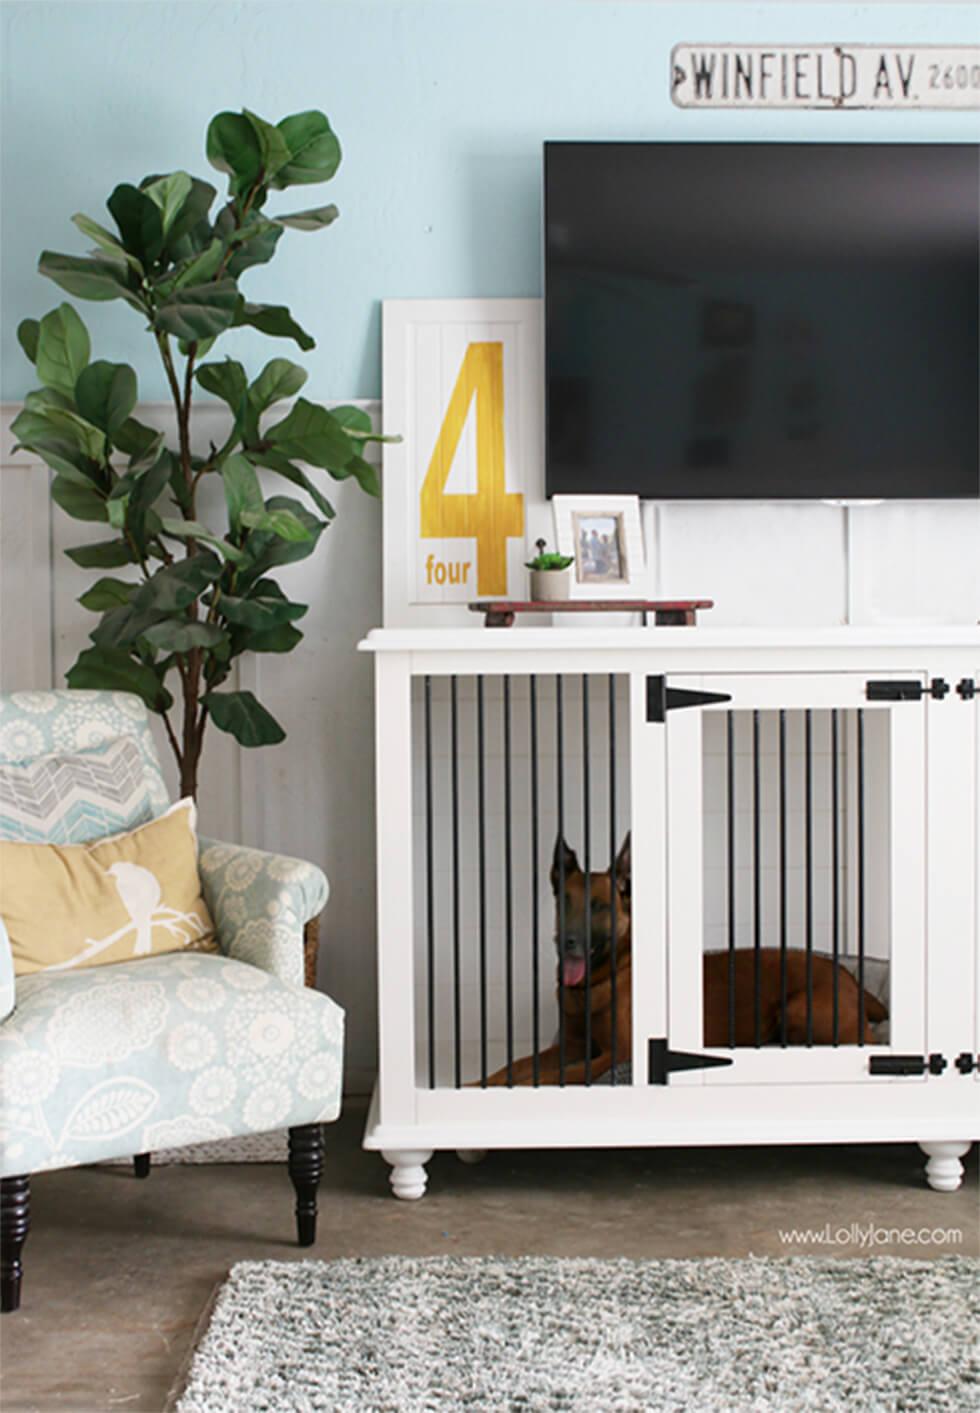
[1,403,977,1091]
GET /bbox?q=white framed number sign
[382,299,543,626]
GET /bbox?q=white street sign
[671,44,980,109]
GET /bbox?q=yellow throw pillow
[1,798,218,977]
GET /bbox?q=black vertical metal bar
[608,674,618,1084]
[727,711,736,1049]
[779,708,788,1047]
[831,708,840,1047]
[752,709,761,1048]
[450,676,461,1088]
[857,708,866,1046]
[477,677,488,1085]
[504,676,514,1084]
[582,676,592,1085]
[530,676,540,1086]
[804,709,814,1047]
[557,675,566,1085]
[424,676,435,1088]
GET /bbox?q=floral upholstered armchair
[0,690,344,1312]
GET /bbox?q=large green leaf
[74,361,137,436]
[202,689,285,746]
[67,646,173,712]
[241,505,312,542]
[158,517,247,564]
[265,397,353,469]
[65,539,135,569]
[195,358,247,412]
[242,109,292,184]
[248,358,307,414]
[165,178,217,247]
[142,171,193,235]
[38,251,140,305]
[35,303,90,397]
[141,620,228,653]
[273,204,338,231]
[170,238,225,290]
[206,112,263,194]
[241,622,303,654]
[41,406,106,462]
[126,452,171,549]
[221,452,263,533]
[71,212,144,274]
[78,578,137,612]
[335,451,381,497]
[11,407,100,484]
[329,404,374,436]
[239,495,326,582]
[234,300,314,351]
[154,279,239,342]
[113,416,163,461]
[246,448,335,520]
[17,319,40,364]
[216,583,307,630]
[271,111,341,189]
[51,476,108,522]
[218,211,283,277]
[107,183,164,265]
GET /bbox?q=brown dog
[485,832,887,1086]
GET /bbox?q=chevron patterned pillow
[0,736,154,845]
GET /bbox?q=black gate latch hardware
[647,676,733,723]
[648,1038,734,1085]
[955,1052,977,1075]
[869,1053,947,1076]
[865,679,949,702]
[957,679,977,701]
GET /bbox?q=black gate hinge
[956,679,977,701]
[648,1038,734,1085]
[869,1052,947,1076]
[955,1052,977,1075]
[647,676,733,723]
[865,679,949,702]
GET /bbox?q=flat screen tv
[545,142,979,500]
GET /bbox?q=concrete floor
[2,1100,976,1413]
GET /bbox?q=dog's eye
[590,899,604,913]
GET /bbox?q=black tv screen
[545,142,979,500]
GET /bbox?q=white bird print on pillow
[50,862,206,970]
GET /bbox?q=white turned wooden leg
[382,1149,433,1200]
[456,1149,487,1165]
[919,1141,972,1192]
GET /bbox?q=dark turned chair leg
[287,1124,323,1247]
[133,1153,151,1179]
[1,1175,30,1313]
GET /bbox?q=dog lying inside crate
[483,833,888,1087]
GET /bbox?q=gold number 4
[420,341,524,596]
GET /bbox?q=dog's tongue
[562,956,587,987]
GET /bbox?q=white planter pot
[529,569,571,602]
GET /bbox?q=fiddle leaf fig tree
[13,108,389,799]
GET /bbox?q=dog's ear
[612,832,632,898]
[551,835,579,891]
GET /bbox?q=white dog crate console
[361,627,979,1199]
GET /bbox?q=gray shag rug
[174,1255,978,1412]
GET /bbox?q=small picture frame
[551,495,645,600]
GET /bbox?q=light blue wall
[1,0,976,401]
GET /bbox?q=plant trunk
[179,739,201,801]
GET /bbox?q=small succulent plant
[525,539,573,572]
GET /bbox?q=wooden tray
[469,599,713,627]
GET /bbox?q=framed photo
[552,495,645,600]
